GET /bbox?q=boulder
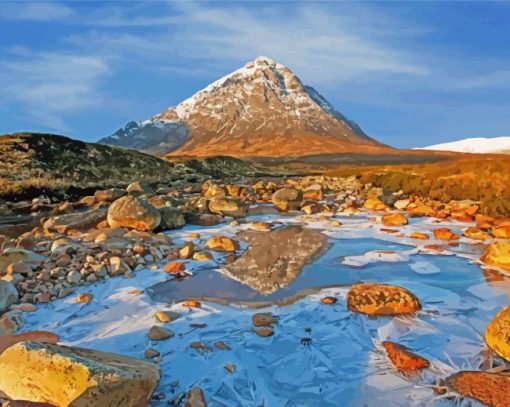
[158,208,185,230]
[126,181,154,196]
[303,184,323,201]
[492,222,510,238]
[462,227,491,241]
[440,371,510,407]
[0,249,46,273]
[208,197,248,218]
[0,342,160,406]
[203,184,226,198]
[481,241,510,271]
[193,251,213,262]
[433,228,459,240]
[252,313,276,327]
[410,232,429,240]
[347,283,421,316]
[107,195,161,231]
[148,326,174,341]
[43,208,107,233]
[485,305,510,361]
[382,341,430,371]
[271,188,303,212]
[0,281,18,313]
[381,213,408,227]
[94,188,125,202]
[206,236,240,252]
[363,198,388,211]
[394,199,410,210]
[407,205,436,217]
[148,195,182,209]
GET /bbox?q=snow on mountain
[100,56,388,157]
[416,136,510,154]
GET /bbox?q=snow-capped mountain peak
[416,136,510,154]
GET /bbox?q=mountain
[417,136,510,154]
[100,56,390,157]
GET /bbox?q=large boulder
[481,241,510,271]
[485,305,510,361]
[158,208,185,230]
[0,342,160,406]
[94,188,126,203]
[363,198,388,211]
[208,197,248,218]
[43,208,107,233]
[381,213,408,227]
[0,249,46,273]
[107,195,161,231]
[0,281,18,313]
[271,188,303,212]
[206,236,240,252]
[347,283,421,316]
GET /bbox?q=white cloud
[0,2,73,21]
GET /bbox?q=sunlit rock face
[221,225,329,294]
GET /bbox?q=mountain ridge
[100,56,391,157]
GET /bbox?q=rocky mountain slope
[0,133,252,201]
[417,136,510,154]
[101,56,391,157]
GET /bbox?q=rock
[66,270,82,284]
[126,181,154,196]
[433,228,459,240]
[182,300,201,308]
[0,331,58,355]
[271,188,303,212]
[303,184,323,201]
[0,281,18,313]
[185,387,207,407]
[5,261,32,275]
[76,293,93,304]
[205,236,240,252]
[148,326,174,341]
[155,311,180,323]
[462,227,491,240]
[158,207,185,230]
[407,205,435,217]
[347,283,421,316]
[178,243,194,259]
[321,296,337,305]
[107,195,161,231]
[188,213,222,226]
[144,348,160,359]
[440,371,510,407]
[481,241,510,271]
[0,341,160,406]
[0,313,23,335]
[164,262,186,274]
[43,207,107,233]
[394,199,410,210]
[109,256,131,276]
[381,213,408,227]
[493,222,510,238]
[254,327,274,337]
[485,305,510,361]
[208,197,248,218]
[252,313,276,327]
[94,188,125,202]
[363,198,388,211]
[204,183,226,198]
[214,341,231,351]
[410,232,429,240]
[192,251,213,262]
[476,213,495,230]
[0,249,46,273]
[382,341,430,371]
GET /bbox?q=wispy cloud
[0,1,73,21]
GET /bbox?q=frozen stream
[21,211,510,406]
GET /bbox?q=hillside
[100,56,391,157]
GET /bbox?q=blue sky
[1,1,509,148]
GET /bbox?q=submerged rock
[0,342,160,406]
[382,341,430,372]
[440,371,510,407]
[252,313,276,327]
[481,241,510,271]
[185,387,207,407]
[222,225,328,294]
[107,195,161,231]
[485,305,510,361]
[347,283,421,316]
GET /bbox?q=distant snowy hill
[416,137,510,154]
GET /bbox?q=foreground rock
[271,188,303,212]
[481,241,510,271]
[347,283,421,316]
[381,213,408,227]
[208,197,248,218]
[205,236,240,252]
[485,305,510,361]
[439,371,510,407]
[382,341,430,372]
[185,387,207,407]
[222,225,328,294]
[43,208,107,233]
[0,281,18,313]
[0,342,160,406]
[107,195,161,231]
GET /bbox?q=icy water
[21,212,510,406]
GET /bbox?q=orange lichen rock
[164,262,186,274]
[382,341,430,371]
[347,283,421,316]
[481,241,510,271]
[485,305,510,362]
[363,198,388,211]
[433,228,459,240]
[381,213,408,227]
[321,296,338,305]
[182,300,202,308]
[410,232,429,240]
[205,236,240,252]
[442,371,510,407]
[0,342,160,406]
